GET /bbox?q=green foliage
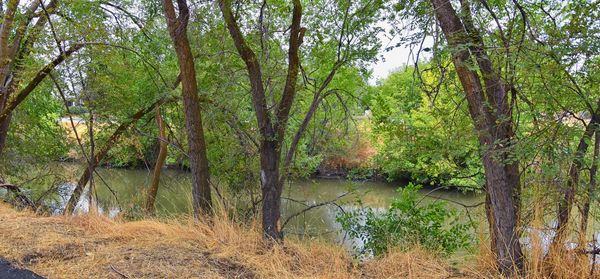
[337,183,471,256]
[67,106,88,115]
[7,82,68,161]
[367,68,482,189]
[6,2,600,259]
[346,166,376,180]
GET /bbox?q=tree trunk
[485,191,497,254]
[0,0,62,156]
[481,154,522,274]
[0,112,12,155]
[551,99,600,253]
[64,97,172,214]
[219,0,304,240]
[580,130,599,244]
[87,110,96,214]
[261,140,283,240]
[430,0,523,275]
[163,0,212,217]
[146,107,168,214]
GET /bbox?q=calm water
[0,163,489,253]
[6,163,600,258]
[28,163,483,248]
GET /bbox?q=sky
[368,27,433,85]
[369,44,413,84]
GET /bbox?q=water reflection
[282,179,484,251]
[8,163,600,262]
[3,163,486,249]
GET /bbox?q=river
[23,163,483,251]
[5,163,600,259]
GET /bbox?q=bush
[67,105,88,115]
[366,68,483,189]
[337,183,471,256]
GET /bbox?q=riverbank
[0,202,474,278]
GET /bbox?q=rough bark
[485,191,498,254]
[219,0,304,240]
[163,0,212,217]
[430,0,523,275]
[145,107,168,214]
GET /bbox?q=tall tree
[163,0,213,217]
[219,0,305,240]
[429,0,523,275]
[218,0,381,240]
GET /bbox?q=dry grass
[464,202,600,279]
[0,202,465,279]
[467,243,600,279]
[4,201,596,278]
[4,201,600,279]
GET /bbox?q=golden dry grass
[0,202,465,279]
[3,201,596,278]
[464,202,600,279]
[469,243,600,279]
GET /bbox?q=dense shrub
[337,183,471,256]
[366,68,482,189]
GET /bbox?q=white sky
[369,44,412,84]
[368,24,433,85]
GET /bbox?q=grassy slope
[0,202,465,279]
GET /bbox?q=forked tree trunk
[146,107,168,214]
[163,0,212,217]
[219,0,304,240]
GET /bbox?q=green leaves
[368,67,482,188]
[337,183,472,256]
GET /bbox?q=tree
[219,0,305,240]
[146,107,168,214]
[218,0,382,240]
[429,0,523,275]
[0,0,85,155]
[163,0,212,217]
